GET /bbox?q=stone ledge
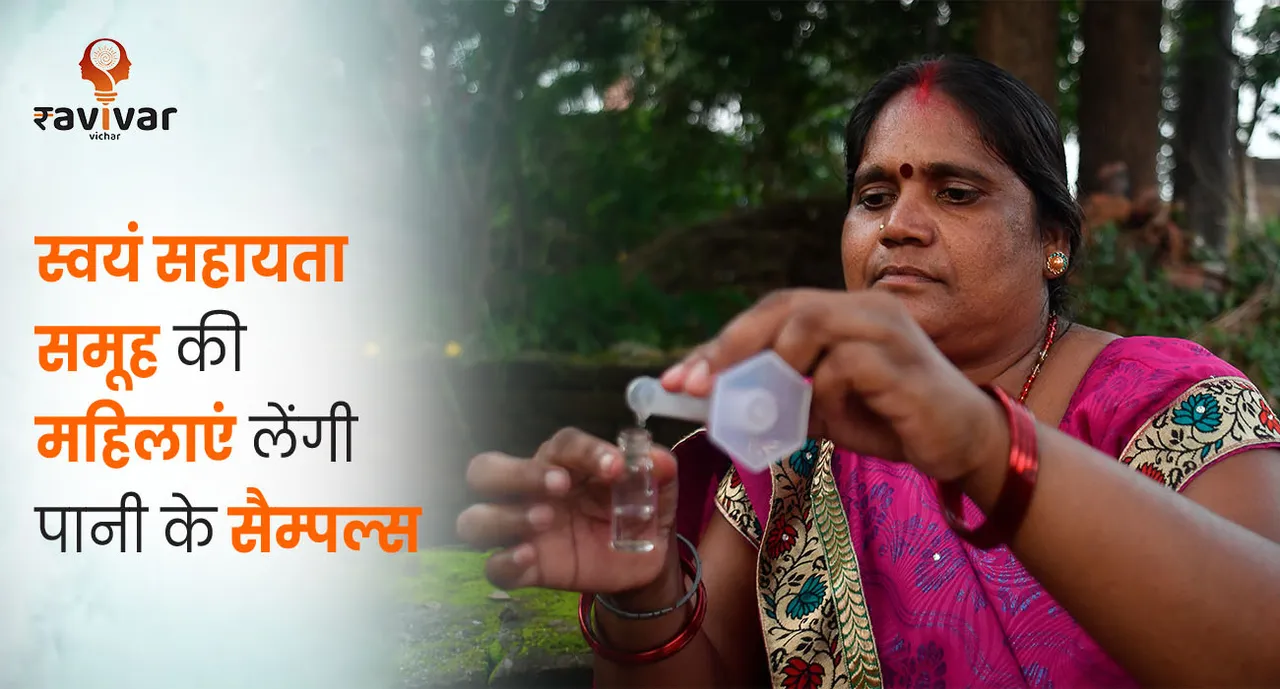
[398,547,591,689]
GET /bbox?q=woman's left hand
[661,288,1006,482]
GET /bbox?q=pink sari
[673,336,1280,688]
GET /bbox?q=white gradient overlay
[0,2,427,687]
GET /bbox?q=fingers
[663,289,903,396]
[465,427,621,502]
[692,290,807,393]
[812,340,894,411]
[660,348,711,392]
[485,543,540,590]
[772,299,837,377]
[458,427,681,591]
[648,445,679,484]
[661,291,811,396]
[810,341,904,460]
[536,427,623,480]
[467,433,677,503]
[466,451,571,500]
[455,502,557,550]
[811,342,862,422]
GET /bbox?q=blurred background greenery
[394,4,1280,681]
[404,0,1280,400]
[395,4,1280,683]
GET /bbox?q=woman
[456,55,1280,688]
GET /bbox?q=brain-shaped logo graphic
[90,40,120,71]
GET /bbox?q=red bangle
[576,553,707,664]
[937,384,1040,550]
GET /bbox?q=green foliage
[1239,5,1280,147]
[416,0,993,340]
[1073,220,1280,401]
[480,262,751,357]
[473,216,1280,407]
[1056,0,1083,134]
[413,0,1280,404]
[496,96,754,273]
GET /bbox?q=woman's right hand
[455,427,681,595]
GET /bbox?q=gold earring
[1046,251,1069,277]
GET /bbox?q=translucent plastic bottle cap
[625,377,659,416]
[625,376,711,425]
[722,388,778,434]
[707,350,811,473]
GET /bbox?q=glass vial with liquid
[611,426,658,553]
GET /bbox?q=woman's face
[842,89,1064,354]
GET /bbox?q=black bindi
[899,163,914,179]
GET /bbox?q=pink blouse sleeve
[1061,336,1280,492]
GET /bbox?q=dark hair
[843,55,1083,318]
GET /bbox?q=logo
[33,38,177,140]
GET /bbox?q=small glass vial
[610,426,658,553]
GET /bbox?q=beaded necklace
[1016,314,1059,405]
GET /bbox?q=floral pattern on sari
[695,337,1280,689]
[1119,376,1280,490]
[715,463,763,547]
[717,439,883,688]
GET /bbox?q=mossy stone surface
[398,547,590,689]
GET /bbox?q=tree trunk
[1172,0,1237,254]
[1233,79,1248,226]
[1076,0,1164,197]
[975,0,1060,112]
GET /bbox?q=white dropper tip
[625,377,711,425]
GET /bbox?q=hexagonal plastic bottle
[624,350,812,473]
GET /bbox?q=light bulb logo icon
[31,36,174,137]
[79,38,131,106]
